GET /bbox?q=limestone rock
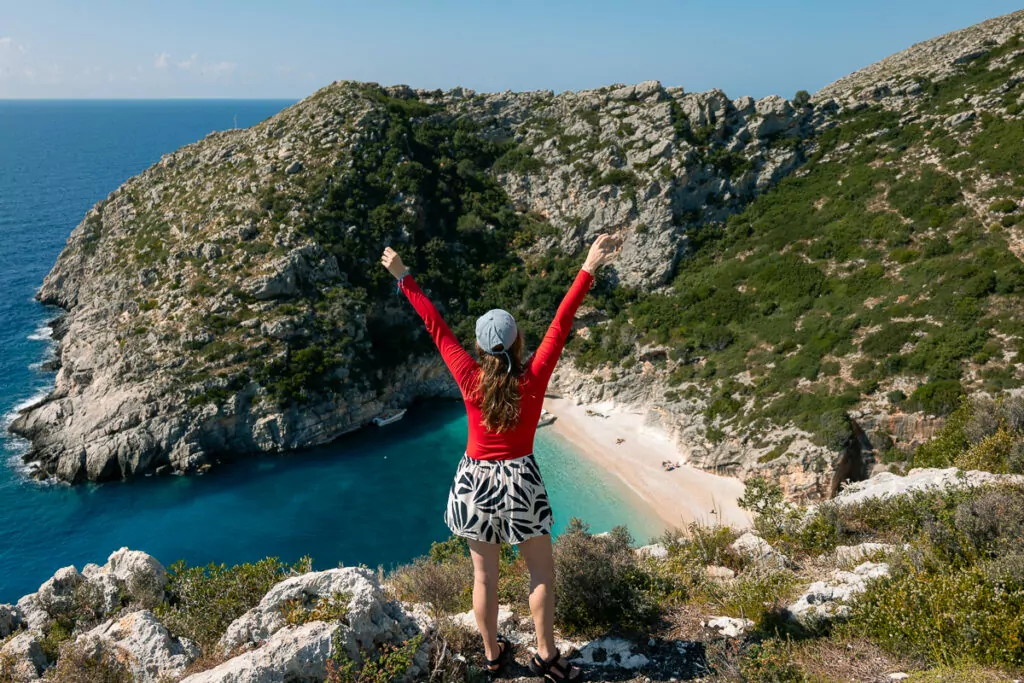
[705,565,736,581]
[635,543,669,560]
[0,604,21,638]
[570,637,649,670]
[180,621,337,683]
[219,567,429,676]
[0,631,47,680]
[76,610,200,682]
[831,468,1024,508]
[704,616,753,638]
[834,542,898,566]
[450,605,516,634]
[786,562,890,626]
[35,565,85,617]
[729,532,787,568]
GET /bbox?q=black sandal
[529,649,582,681]
[485,635,512,673]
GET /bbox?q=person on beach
[380,235,619,681]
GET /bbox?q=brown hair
[475,334,525,433]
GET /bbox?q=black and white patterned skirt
[444,453,554,544]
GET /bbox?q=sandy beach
[544,397,752,531]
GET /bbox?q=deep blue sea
[0,100,660,603]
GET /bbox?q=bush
[41,640,133,682]
[154,556,312,651]
[850,566,1024,667]
[908,380,965,415]
[739,638,808,682]
[388,555,473,616]
[913,397,971,468]
[552,520,659,636]
[326,632,423,683]
[989,198,1018,213]
[955,428,1016,473]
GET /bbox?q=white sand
[544,397,752,531]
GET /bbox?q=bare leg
[467,539,502,664]
[517,534,557,660]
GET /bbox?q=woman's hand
[582,234,621,274]
[381,247,409,280]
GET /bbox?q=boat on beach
[372,409,407,427]
[538,409,556,427]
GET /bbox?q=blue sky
[1,1,1021,100]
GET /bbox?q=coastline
[543,397,752,531]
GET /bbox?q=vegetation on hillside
[571,37,1024,449]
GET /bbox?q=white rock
[451,605,516,634]
[0,604,21,638]
[0,631,47,680]
[35,565,84,617]
[705,565,736,580]
[77,610,200,682]
[832,468,1024,507]
[181,621,337,683]
[219,567,430,677]
[835,543,897,566]
[92,547,168,610]
[729,532,787,568]
[705,616,753,638]
[570,637,649,669]
[889,674,910,681]
[14,595,48,632]
[787,562,890,626]
[635,544,669,560]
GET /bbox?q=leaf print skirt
[444,453,554,544]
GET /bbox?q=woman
[380,234,619,681]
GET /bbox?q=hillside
[9,11,1024,498]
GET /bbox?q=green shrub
[154,556,312,650]
[907,380,965,416]
[552,520,659,636]
[40,640,133,682]
[282,591,350,626]
[739,638,808,682]
[850,566,1024,667]
[388,555,473,616]
[912,398,971,468]
[955,428,1016,473]
[989,198,1018,213]
[326,632,423,683]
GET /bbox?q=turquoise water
[0,101,661,603]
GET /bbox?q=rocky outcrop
[786,562,891,627]
[206,567,431,682]
[76,610,200,682]
[816,9,1024,101]
[0,631,47,680]
[830,467,1024,507]
[729,532,788,568]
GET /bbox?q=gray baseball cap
[475,309,518,354]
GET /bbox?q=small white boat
[373,409,407,427]
[538,409,556,427]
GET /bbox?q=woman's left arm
[381,247,478,394]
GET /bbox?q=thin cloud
[202,61,236,77]
[154,52,170,69]
[177,53,198,70]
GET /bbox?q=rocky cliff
[10,11,1024,497]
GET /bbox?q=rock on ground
[832,468,1024,507]
[787,562,891,627]
[76,610,200,683]
[704,616,753,638]
[729,532,787,568]
[0,631,47,681]
[835,542,899,566]
[181,621,337,683]
[215,567,430,680]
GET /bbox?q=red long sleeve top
[400,269,594,461]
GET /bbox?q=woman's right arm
[381,247,478,394]
[529,234,620,384]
